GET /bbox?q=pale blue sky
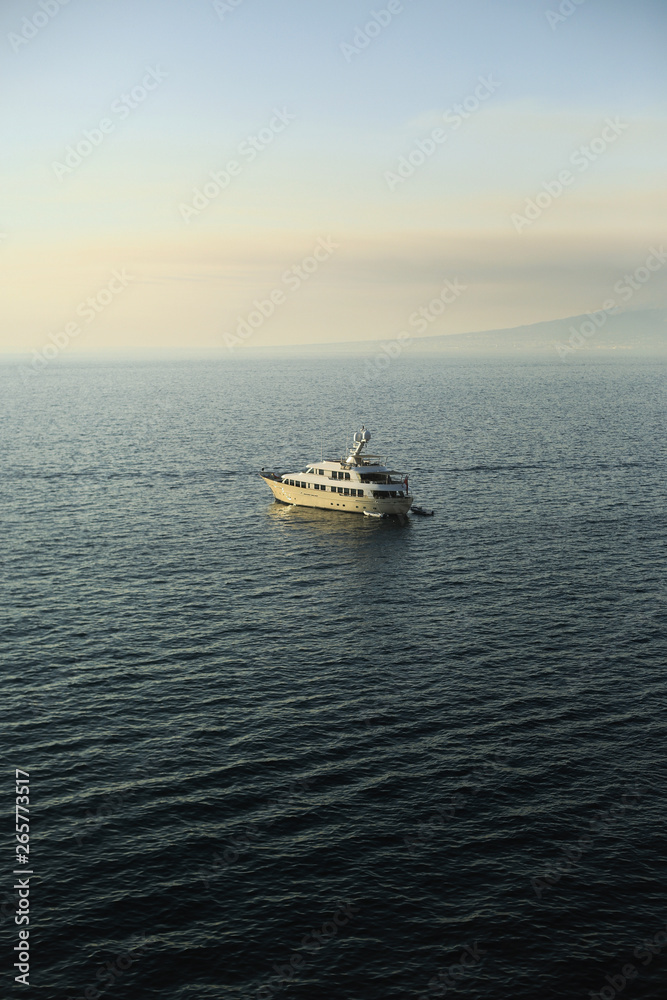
[2,0,666,351]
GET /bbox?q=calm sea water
[2,354,666,1000]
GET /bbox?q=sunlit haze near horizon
[2,0,666,355]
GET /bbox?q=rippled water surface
[2,355,666,999]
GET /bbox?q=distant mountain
[407,307,667,355]
[253,308,667,357]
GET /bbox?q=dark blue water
[2,355,666,1000]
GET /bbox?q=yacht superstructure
[261,428,413,516]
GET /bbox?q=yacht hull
[261,476,413,516]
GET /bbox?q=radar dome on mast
[348,426,371,462]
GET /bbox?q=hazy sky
[2,0,666,354]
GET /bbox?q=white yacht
[261,428,413,516]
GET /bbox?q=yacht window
[343,488,349,496]
[344,473,350,480]
[330,486,337,492]
[319,469,324,475]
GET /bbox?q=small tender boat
[411,506,435,517]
